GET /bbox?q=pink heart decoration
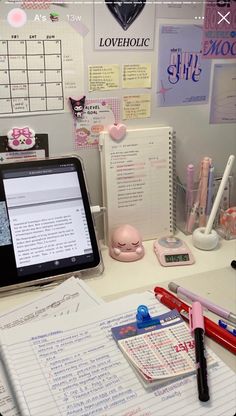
[108,123,127,141]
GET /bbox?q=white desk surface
[0,231,236,370]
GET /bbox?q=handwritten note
[122,64,151,88]
[1,292,235,416]
[123,94,151,119]
[88,64,120,91]
[0,277,103,416]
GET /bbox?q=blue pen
[218,319,236,336]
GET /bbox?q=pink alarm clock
[153,236,195,267]
[109,224,144,262]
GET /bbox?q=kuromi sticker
[7,127,35,150]
[69,96,86,118]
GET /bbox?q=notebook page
[0,291,235,416]
[0,277,103,416]
[100,127,174,243]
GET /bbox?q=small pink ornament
[108,123,127,141]
[109,224,144,262]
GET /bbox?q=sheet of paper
[0,22,84,116]
[122,64,151,88]
[99,126,174,244]
[88,64,120,91]
[157,25,211,107]
[0,291,235,416]
[94,2,155,51]
[123,94,151,119]
[74,97,120,148]
[0,277,103,416]
[210,63,236,124]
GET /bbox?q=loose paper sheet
[210,63,236,124]
[122,64,151,89]
[74,97,120,148]
[88,64,120,92]
[1,291,235,416]
[123,94,151,119]
[0,277,103,416]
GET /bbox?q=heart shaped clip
[108,123,127,141]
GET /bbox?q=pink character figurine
[109,224,144,262]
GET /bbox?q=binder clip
[136,305,160,329]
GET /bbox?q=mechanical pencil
[154,286,236,355]
[219,319,236,336]
[190,301,209,402]
[168,282,236,325]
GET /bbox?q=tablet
[0,156,103,292]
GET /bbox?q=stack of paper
[111,309,215,388]
[0,282,235,416]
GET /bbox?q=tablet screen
[0,156,102,290]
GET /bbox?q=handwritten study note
[99,126,175,244]
[122,64,151,88]
[123,94,151,119]
[1,291,235,416]
[88,64,120,91]
[0,277,103,416]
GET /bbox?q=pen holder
[176,176,233,236]
[176,182,200,235]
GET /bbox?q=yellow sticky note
[88,64,120,91]
[122,64,151,88]
[123,94,151,120]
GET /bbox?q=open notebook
[0,291,235,416]
[99,126,176,245]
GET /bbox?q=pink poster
[202,0,236,59]
[74,97,120,149]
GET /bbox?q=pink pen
[186,165,202,233]
[189,301,210,402]
[199,157,211,227]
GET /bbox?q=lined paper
[0,277,103,416]
[1,292,235,416]
[99,126,175,244]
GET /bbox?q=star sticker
[157,80,172,103]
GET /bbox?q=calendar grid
[0,39,64,115]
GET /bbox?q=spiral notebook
[99,126,176,244]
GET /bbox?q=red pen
[154,286,236,355]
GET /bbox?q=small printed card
[112,309,215,388]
